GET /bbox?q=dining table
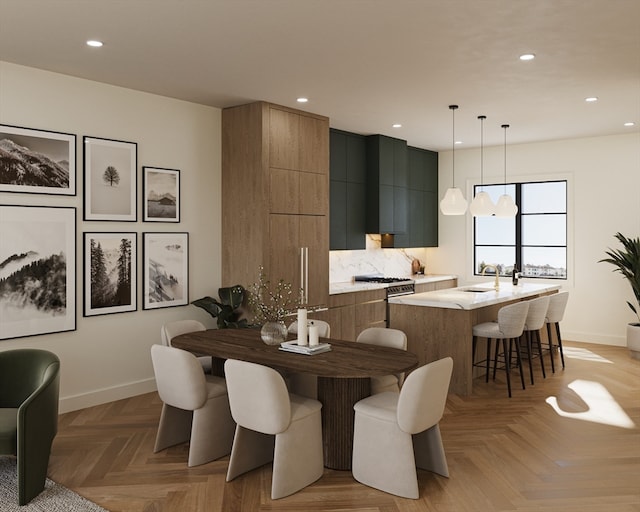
[171,327,418,470]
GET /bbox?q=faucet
[481,265,500,291]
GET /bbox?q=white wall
[0,62,222,412]
[430,132,640,346]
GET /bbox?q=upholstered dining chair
[0,348,60,505]
[285,319,331,399]
[545,291,569,372]
[356,327,408,393]
[351,357,453,499]
[472,300,529,397]
[520,295,551,384]
[224,359,324,499]
[161,319,211,373]
[150,344,234,466]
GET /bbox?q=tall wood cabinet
[222,102,330,308]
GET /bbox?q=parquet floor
[48,341,640,512]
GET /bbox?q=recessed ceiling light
[455,141,463,145]
[585,97,598,102]
[392,124,402,128]
[624,122,636,127]
[519,53,535,61]
[86,40,103,47]
[296,97,308,103]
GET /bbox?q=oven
[354,275,415,327]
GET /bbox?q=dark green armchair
[0,349,60,505]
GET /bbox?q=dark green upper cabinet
[365,135,408,234]
[330,129,366,250]
[394,146,439,248]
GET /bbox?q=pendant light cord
[478,115,486,187]
[502,124,509,194]
[450,105,458,187]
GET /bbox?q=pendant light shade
[469,115,495,217]
[494,124,518,218]
[440,104,468,215]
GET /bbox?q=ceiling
[0,0,638,151]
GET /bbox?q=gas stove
[353,274,415,297]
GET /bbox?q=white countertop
[329,274,457,295]
[388,281,561,310]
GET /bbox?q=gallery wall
[0,62,222,412]
[431,131,640,347]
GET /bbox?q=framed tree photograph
[84,136,137,221]
[83,232,137,317]
[0,124,76,195]
[143,232,189,309]
[0,205,76,340]
[143,166,180,222]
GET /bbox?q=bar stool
[520,295,550,385]
[472,301,529,397]
[545,291,569,372]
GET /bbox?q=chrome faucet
[481,264,500,290]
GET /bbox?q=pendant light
[439,104,468,215]
[469,115,495,216]
[494,123,518,217]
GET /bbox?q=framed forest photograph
[0,124,76,195]
[143,232,189,309]
[84,232,137,316]
[84,136,137,221]
[0,205,76,340]
[143,166,180,222]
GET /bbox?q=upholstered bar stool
[472,301,529,397]
[545,291,569,372]
[520,295,551,385]
[356,327,408,393]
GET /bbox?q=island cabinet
[329,129,366,250]
[394,146,439,248]
[222,102,329,307]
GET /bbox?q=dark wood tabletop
[171,327,418,378]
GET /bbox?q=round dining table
[171,327,418,470]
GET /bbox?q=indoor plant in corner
[191,285,248,329]
[600,232,640,359]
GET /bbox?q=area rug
[0,457,108,512]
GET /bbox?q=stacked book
[279,341,332,355]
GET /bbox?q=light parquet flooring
[47,341,640,512]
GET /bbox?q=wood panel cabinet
[222,102,329,308]
[314,289,386,341]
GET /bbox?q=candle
[297,308,308,346]
[308,324,319,347]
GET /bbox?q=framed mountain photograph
[83,232,137,316]
[0,205,76,340]
[143,166,180,222]
[0,124,76,195]
[84,136,137,221]
[143,232,189,309]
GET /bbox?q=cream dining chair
[351,357,453,499]
[150,344,234,466]
[224,359,324,499]
[285,319,331,399]
[161,319,211,373]
[356,327,408,393]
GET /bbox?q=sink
[460,288,494,293]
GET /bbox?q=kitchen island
[388,281,561,395]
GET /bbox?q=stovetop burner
[354,274,413,284]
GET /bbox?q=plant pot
[260,321,288,345]
[627,323,640,360]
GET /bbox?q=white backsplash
[330,235,429,283]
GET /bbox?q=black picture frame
[143,166,180,222]
[83,136,137,221]
[0,124,76,195]
[0,205,76,340]
[83,232,137,317]
[143,232,189,309]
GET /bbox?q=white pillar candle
[308,324,319,347]
[297,308,308,346]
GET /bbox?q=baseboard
[59,378,158,414]
[564,330,626,347]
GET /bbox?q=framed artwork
[143,166,180,222]
[84,136,137,221]
[83,232,137,316]
[0,205,76,340]
[143,232,189,309]
[0,124,76,195]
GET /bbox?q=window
[473,180,567,279]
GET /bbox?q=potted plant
[191,285,249,329]
[600,232,640,359]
